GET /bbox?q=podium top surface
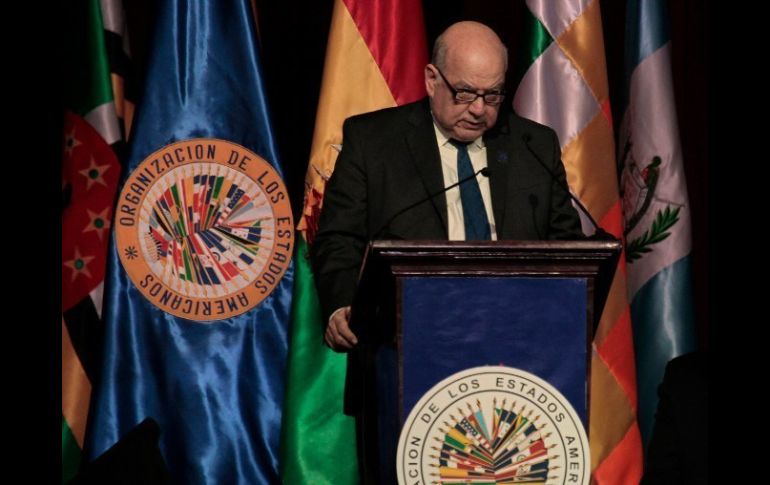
[364,239,621,266]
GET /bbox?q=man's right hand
[324,306,358,351]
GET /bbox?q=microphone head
[480,167,492,177]
[522,133,533,143]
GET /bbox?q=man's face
[425,53,506,142]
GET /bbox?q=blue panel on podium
[401,276,588,425]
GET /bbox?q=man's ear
[424,64,437,96]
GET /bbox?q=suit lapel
[404,102,448,237]
[484,112,512,237]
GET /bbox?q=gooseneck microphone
[528,193,543,240]
[521,133,616,241]
[372,167,491,239]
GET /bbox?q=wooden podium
[347,240,621,484]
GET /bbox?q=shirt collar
[431,118,485,150]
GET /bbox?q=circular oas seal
[397,366,590,484]
[115,139,293,321]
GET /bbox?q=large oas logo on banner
[397,366,590,485]
[115,139,294,321]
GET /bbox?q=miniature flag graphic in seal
[115,138,293,321]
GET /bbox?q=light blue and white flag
[619,0,697,450]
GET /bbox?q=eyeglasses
[433,66,506,106]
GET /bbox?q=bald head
[432,21,508,72]
[425,21,508,141]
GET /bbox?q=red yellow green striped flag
[61,0,133,481]
[280,0,427,482]
[513,1,644,482]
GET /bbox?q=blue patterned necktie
[449,139,491,240]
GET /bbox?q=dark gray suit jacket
[311,98,582,323]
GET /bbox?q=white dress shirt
[433,122,497,241]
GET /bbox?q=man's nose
[468,96,486,116]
